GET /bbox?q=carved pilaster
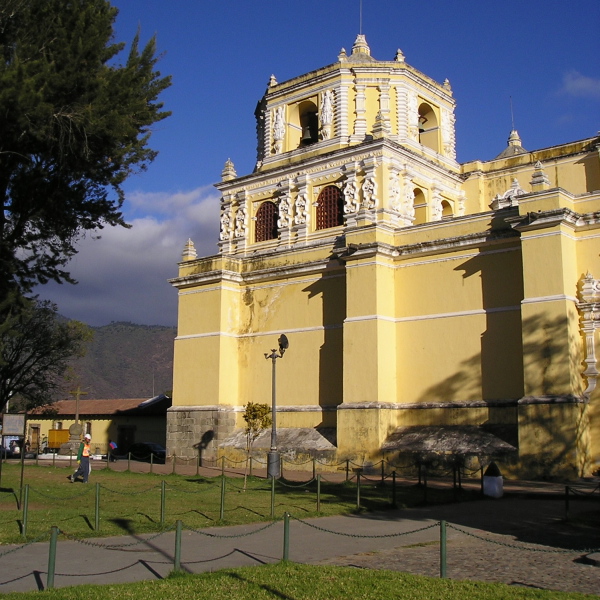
[293,174,310,241]
[441,107,456,160]
[578,272,600,395]
[431,183,443,221]
[218,193,235,254]
[352,80,367,141]
[342,162,360,219]
[277,179,294,246]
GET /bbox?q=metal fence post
[174,520,182,572]
[283,512,290,561]
[172,453,176,475]
[392,471,397,509]
[95,483,100,531]
[271,475,276,518]
[345,459,349,481]
[196,450,200,476]
[22,484,29,538]
[440,520,447,578]
[317,474,321,513]
[47,526,59,589]
[127,452,131,472]
[160,480,166,525]
[356,471,361,510]
[381,460,385,485]
[219,475,226,521]
[150,452,154,474]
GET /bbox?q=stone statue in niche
[320,90,334,139]
[273,106,285,154]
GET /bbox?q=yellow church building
[169,35,600,479]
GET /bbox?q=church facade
[168,36,600,478]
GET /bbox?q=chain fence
[1,514,598,591]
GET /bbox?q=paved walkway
[1,460,599,595]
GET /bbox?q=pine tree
[0,0,171,298]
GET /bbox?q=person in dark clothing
[70,434,92,483]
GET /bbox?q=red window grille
[255,201,278,242]
[316,185,344,230]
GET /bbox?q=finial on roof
[269,74,278,87]
[221,158,236,181]
[394,49,405,62]
[494,129,528,160]
[182,238,197,261]
[338,47,348,61]
[443,78,452,92]
[352,34,371,56]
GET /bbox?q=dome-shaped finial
[269,74,278,87]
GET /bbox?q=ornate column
[351,79,367,141]
[293,174,310,242]
[218,192,235,254]
[579,272,600,395]
[232,190,249,253]
[277,179,294,247]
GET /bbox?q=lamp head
[278,334,289,356]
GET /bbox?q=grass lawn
[0,463,479,543]
[0,563,595,600]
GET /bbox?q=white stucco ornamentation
[578,272,600,395]
[272,106,285,154]
[457,191,466,217]
[490,178,526,210]
[407,92,419,141]
[441,108,456,160]
[234,205,247,238]
[343,173,360,214]
[389,169,402,213]
[320,90,334,140]
[294,193,309,225]
[361,176,377,210]
[219,206,233,241]
[431,187,443,221]
[277,194,293,229]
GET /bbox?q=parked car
[127,442,166,464]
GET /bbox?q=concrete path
[1,461,599,595]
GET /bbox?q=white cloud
[560,71,600,100]
[37,186,221,326]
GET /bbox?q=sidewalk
[0,468,599,595]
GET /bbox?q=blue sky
[39,0,600,326]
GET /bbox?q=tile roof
[28,396,169,417]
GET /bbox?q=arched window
[299,100,319,146]
[441,200,453,218]
[418,102,440,153]
[316,185,344,230]
[255,201,278,242]
[413,188,427,225]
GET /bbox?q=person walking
[70,433,92,483]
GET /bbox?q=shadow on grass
[226,571,295,600]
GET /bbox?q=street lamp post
[264,334,288,479]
